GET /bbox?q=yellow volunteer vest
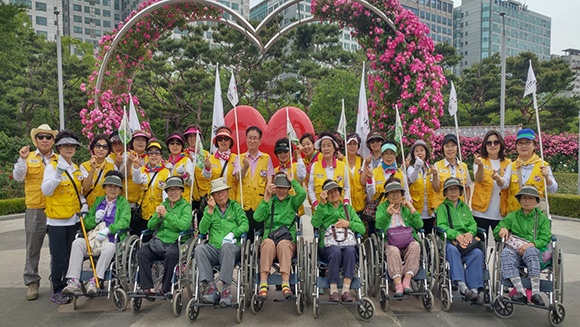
[126,151,148,204]
[238,152,271,211]
[45,161,83,218]
[371,165,404,201]
[190,149,211,201]
[506,160,548,214]
[208,153,238,201]
[24,152,55,209]
[81,160,115,207]
[409,166,434,215]
[139,167,170,220]
[431,159,469,210]
[169,155,192,202]
[312,159,347,204]
[346,156,365,212]
[471,157,511,213]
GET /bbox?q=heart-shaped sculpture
[224,106,314,167]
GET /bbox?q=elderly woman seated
[375,180,423,297]
[494,185,551,306]
[311,179,365,303]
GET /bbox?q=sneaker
[402,276,413,295]
[86,280,98,295]
[394,283,404,298]
[201,283,220,305]
[219,287,232,307]
[510,292,528,304]
[26,282,39,301]
[531,294,545,306]
[50,292,71,305]
[282,286,293,300]
[62,279,81,295]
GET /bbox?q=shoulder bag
[324,205,357,248]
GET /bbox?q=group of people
[14,121,556,308]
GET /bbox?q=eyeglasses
[94,143,109,149]
[147,151,161,155]
[485,140,500,146]
[217,137,229,142]
[36,135,53,140]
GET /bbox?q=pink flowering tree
[312,0,447,142]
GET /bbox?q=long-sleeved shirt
[147,197,192,244]
[375,201,423,241]
[493,207,551,249]
[311,202,365,248]
[199,199,249,250]
[435,198,477,241]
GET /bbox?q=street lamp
[499,11,506,136]
[55,9,65,131]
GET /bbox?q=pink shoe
[402,276,412,295]
[394,283,404,298]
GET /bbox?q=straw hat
[30,124,57,147]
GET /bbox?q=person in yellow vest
[202,126,239,201]
[81,134,115,207]
[183,125,210,220]
[130,140,171,235]
[299,132,322,171]
[164,132,194,203]
[407,139,439,234]
[506,128,557,213]
[364,131,385,170]
[431,134,472,210]
[343,133,366,215]
[126,130,151,235]
[364,141,404,236]
[274,138,306,216]
[308,132,350,211]
[41,130,86,305]
[13,124,58,301]
[472,130,512,234]
[234,126,275,240]
[106,131,125,170]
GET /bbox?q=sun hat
[102,174,123,188]
[366,131,385,149]
[273,173,291,188]
[443,177,463,194]
[516,128,536,141]
[210,177,231,194]
[146,141,162,151]
[409,140,429,158]
[515,185,540,203]
[55,137,81,147]
[346,133,361,148]
[381,143,397,154]
[442,134,458,146]
[322,180,343,193]
[385,181,404,194]
[109,131,122,143]
[183,126,202,137]
[165,133,185,145]
[30,124,58,147]
[212,130,234,148]
[314,135,338,150]
[131,130,150,142]
[164,176,184,190]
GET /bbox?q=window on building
[35,2,47,11]
[103,0,109,5]
[95,8,100,15]
[84,6,90,13]
[36,30,47,38]
[74,26,82,34]
[231,3,238,10]
[103,20,111,28]
[35,16,47,26]
[73,4,82,11]
[103,9,110,17]
[73,15,82,23]
[85,28,92,35]
[85,17,91,24]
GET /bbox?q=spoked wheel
[185,240,197,298]
[441,287,452,312]
[312,297,319,319]
[132,297,142,313]
[425,234,439,291]
[309,243,318,300]
[364,236,377,297]
[250,293,264,314]
[296,292,304,315]
[236,297,245,323]
[123,236,141,289]
[357,296,375,322]
[172,290,183,317]
[548,303,566,327]
[243,240,253,303]
[492,296,514,319]
[423,289,434,312]
[554,247,564,304]
[112,288,128,311]
[379,287,388,311]
[186,298,200,321]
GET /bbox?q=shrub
[0,198,25,215]
[548,194,580,218]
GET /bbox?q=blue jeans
[446,242,484,290]
[321,246,357,285]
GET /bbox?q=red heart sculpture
[224,106,314,167]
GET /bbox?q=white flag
[286,108,299,145]
[523,59,537,97]
[227,71,239,107]
[211,64,224,154]
[355,63,370,158]
[337,100,347,140]
[128,93,141,133]
[118,109,131,145]
[448,81,458,116]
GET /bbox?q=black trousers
[137,242,179,293]
[47,224,78,293]
[246,209,263,242]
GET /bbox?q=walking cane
[79,212,100,289]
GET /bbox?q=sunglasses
[94,143,109,149]
[217,137,230,142]
[147,151,161,155]
[485,140,500,146]
[369,139,382,143]
[36,135,53,140]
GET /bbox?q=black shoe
[463,289,481,304]
[510,292,528,304]
[531,294,545,306]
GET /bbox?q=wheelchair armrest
[313,230,320,238]
[255,229,264,238]
[355,233,362,239]
[239,233,248,241]
[551,235,558,242]
[433,226,445,233]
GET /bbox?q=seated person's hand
[335,219,350,229]
[518,242,536,256]
[96,227,109,242]
[499,227,510,240]
[222,232,236,245]
[156,205,167,217]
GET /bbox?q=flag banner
[195,135,206,169]
[118,109,131,145]
[523,59,537,97]
[128,94,141,133]
[338,100,347,140]
[286,108,299,146]
[394,108,403,143]
[448,81,458,116]
[211,64,225,153]
[227,71,239,107]
[355,63,370,158]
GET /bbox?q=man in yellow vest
[233,126,274,240]
[13,124,58,301]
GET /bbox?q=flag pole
[341,99,351,200]
[286,107,295,180]
[395,106,411,200]
[123,105,128,200]
[188,137,199,205]
[233,106,244,207]
[449,81,467,203]
[532,80,551,218]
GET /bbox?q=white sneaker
[86,280,98,295]
[62,279,81,295]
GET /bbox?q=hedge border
[0,198,25,216]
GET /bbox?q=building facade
[454,0,551,70]
[556,49,580,98]
[399,0,454,45]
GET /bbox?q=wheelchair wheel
[492,296,514,319]
[423,288,434,312]
[296,292,304,315]
[185,240,197,298]
[112,287,128,311]
[186,298,200,321]
[425,234,439,291]
[548,303,566,327]
[172,290,183,317]
[236,297,245,323]
[379,287,388,311]
[121,235,140,289]
[554,247,564,304]
[309,242,318,300]
[250,293,264,314]
[357,296,375,322]
[440,287,452,312]
[132,297,142,313]
[312,297,319,319]
[243,240,253,301]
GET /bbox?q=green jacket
[84,195,131,241]
[199,199,249,250]
[435,198,476,241]
[147,197,192,244]
[493,207,551,249]
[311,202,365,248]
[375,201,423,241]
[254,180,306,243]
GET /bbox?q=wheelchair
[429,226,493,311]
[249,215,309,315]
[491,236,565,327]
[126,228,195,316]
[309,231,375,321]
[67,229,132,310]
[185,234,251,323]
[370,229,434,312]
